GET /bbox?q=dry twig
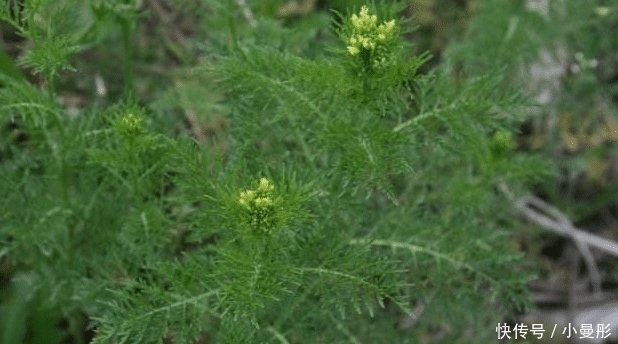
[499,183,618,296]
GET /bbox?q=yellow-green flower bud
[348,46,360,56]
[257,178,274,194]
[115,112,145,140]
[342,5,398,72]
[239,190,256,209]
[595,6,610,17]
[490,131,516,158]
[238,178,277,234]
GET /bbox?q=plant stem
[120,17,136,100]
[226,0,239,52]
[67,311,85,344]
[46,71,56,101]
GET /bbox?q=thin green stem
[120,18,136,100]
[67,311,85,344]
[294,129,316,167]
[226,0,239,52]
[46,71,56,101]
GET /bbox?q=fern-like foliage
[0,1,549,343]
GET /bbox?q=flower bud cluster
[490,131,515,158]
[344,5,397,71]
[239,178,277,234]
[114,112,145,140]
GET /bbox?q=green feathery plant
[0,1,549,343]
